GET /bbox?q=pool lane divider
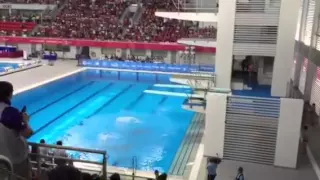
[124,85,153,111]
[84,84,134,119]
[29,81,95,116]
[31,82,114,136]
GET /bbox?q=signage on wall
[80,60,215,73]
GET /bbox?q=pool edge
[14,67,86,95]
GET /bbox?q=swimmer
[79,121,84,126]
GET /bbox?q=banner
[79,60,214,73]
[0,36,216,53]
[80,60,215,73]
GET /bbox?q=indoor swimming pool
[12,69,195,172]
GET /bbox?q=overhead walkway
[155,12,217,22]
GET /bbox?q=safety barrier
[28,142,107,179]
[78,59,215,73]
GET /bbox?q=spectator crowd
[0,0,216,42]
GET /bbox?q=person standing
[235,167,244,180]
[53,141,69,166]
[207,157,218,180]
[0,81,33,180]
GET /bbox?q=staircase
[31,0,68,36]
[132,5,143,25]
[223,96,280,165]
[119,7,130,24]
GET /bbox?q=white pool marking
[153,84,191,89]
[14,68,85,95]
[144,90,204,98]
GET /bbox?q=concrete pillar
[214,0,236,89]
[271,0,300,97]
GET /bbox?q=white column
[303,61,317,100]
[271,0,300,97]
[204,93,227,157]
[215,0,236,89]
[274,98,303,168]
[293,54,303,86]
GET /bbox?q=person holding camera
[0,81,33,180]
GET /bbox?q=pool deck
[1,60,82,94]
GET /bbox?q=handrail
[28,142,107,180]
[28,142,106,155]
[132,156,137,180]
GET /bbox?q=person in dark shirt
[0,81,33,180]
[235,167,244,180]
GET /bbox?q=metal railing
[28,142,107,180]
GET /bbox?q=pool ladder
[132,156,137,180]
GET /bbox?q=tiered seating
[34,0,216,41]
[122,0,216,42]
[0,22,36,36]
[37,0,132,39]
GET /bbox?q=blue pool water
[0,62,19,72]
[12,69,194,172]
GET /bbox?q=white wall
[204,93,227,157]
[17,43,32,55]
[195,53,215,65]
[215,0,236,89]
[274,98,303,168]
[271,0,300,97]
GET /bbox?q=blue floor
[232,85,273,98]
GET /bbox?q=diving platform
[182,98,206,113]
[170,73,215,90]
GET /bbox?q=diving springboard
[153,84,191,89]
[144,90,204,98]
[171,74,215,80]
